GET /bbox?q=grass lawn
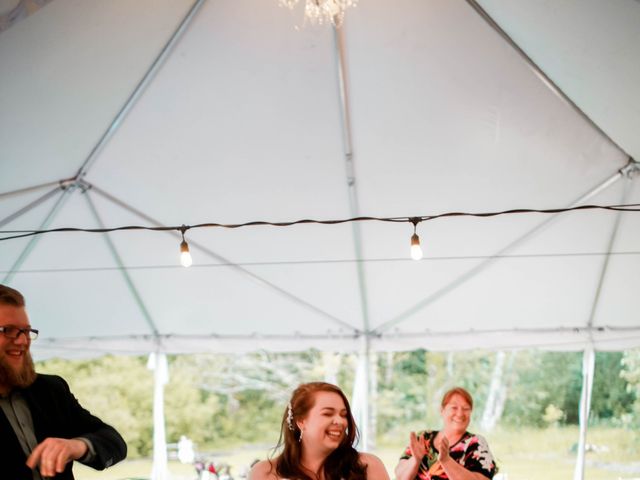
[73,427,640,480]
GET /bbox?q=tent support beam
[0,186,62,228]
[0,180,64,200]
[2,189,71,284]
[84,192,160,337]
[32,324,640,349]
[30,325,640,358]
[333,23,375,447]
[586,173,630,329]
[572,174,630,479]
[375,164,628,333]
[86,181,359,332]
[464,0,630,158]
[74,0,208,180]
[333,24,371,333]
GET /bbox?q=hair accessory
[286,402,294,431]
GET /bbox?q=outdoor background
[37,348,640,480]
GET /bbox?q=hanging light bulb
[179,227,193,267]
[409,218,423,261]
[410,233,423,260]
[180,240,192,267]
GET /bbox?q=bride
[250,382,389,480]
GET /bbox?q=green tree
[620,349,640,428]
[377,350,430,435]
[376,350,499,436]
[34,347,639,459]
[38,356,153,457]
[501,351,582,426]
[591,352,635,423]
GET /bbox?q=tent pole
[464,0,630,158]
[351,335,372,451]
[363,335,371,451]
[368,343,378,451]
[573,175,631,479]
[0,186,61,228]
[351,347,364,448]
[585,175,631,333]
[333,23,374,446]
[84,192,160,336]
[148,352,170,480]
[573,347,595,480]
[0,180,63,200]
[333,18,371,334]
[74,0,208,179]
[2,188,71,284]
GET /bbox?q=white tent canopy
[1,0,639,359]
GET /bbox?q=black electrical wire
[0,203,639,242]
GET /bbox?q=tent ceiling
[476,0,640,162]
[0,0,638,358]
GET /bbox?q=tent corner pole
[573,347,595,480]
[148,352,170,480]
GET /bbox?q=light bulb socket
[180,240,190,253]
[410,233,420,246]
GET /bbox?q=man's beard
[0,350,36,390]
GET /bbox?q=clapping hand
[433,433,450,462]
[409,431,427,460]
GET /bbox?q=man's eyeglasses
[0,326,39,340]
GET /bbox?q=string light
[409,217,423,261]
[0,204,638,243]
[179,226,192,268]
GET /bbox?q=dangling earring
[299,428,304,443]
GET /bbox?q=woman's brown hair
[272,382,367,480]
[441,386,474,409]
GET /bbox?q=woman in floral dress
[395,387,496,480]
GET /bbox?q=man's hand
[26,437,87,477]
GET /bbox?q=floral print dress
[399,430,497,480]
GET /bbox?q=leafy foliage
[591,352,636,423]
[621,349,640,428]
[35,348,638,457]
[498,351,581,426]
[38,356,153,457]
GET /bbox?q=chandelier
[279,0,358,27]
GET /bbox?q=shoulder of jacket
[31,373,69,391]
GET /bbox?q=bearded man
[0,284,127,479]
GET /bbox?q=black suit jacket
[0,373,127,479]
